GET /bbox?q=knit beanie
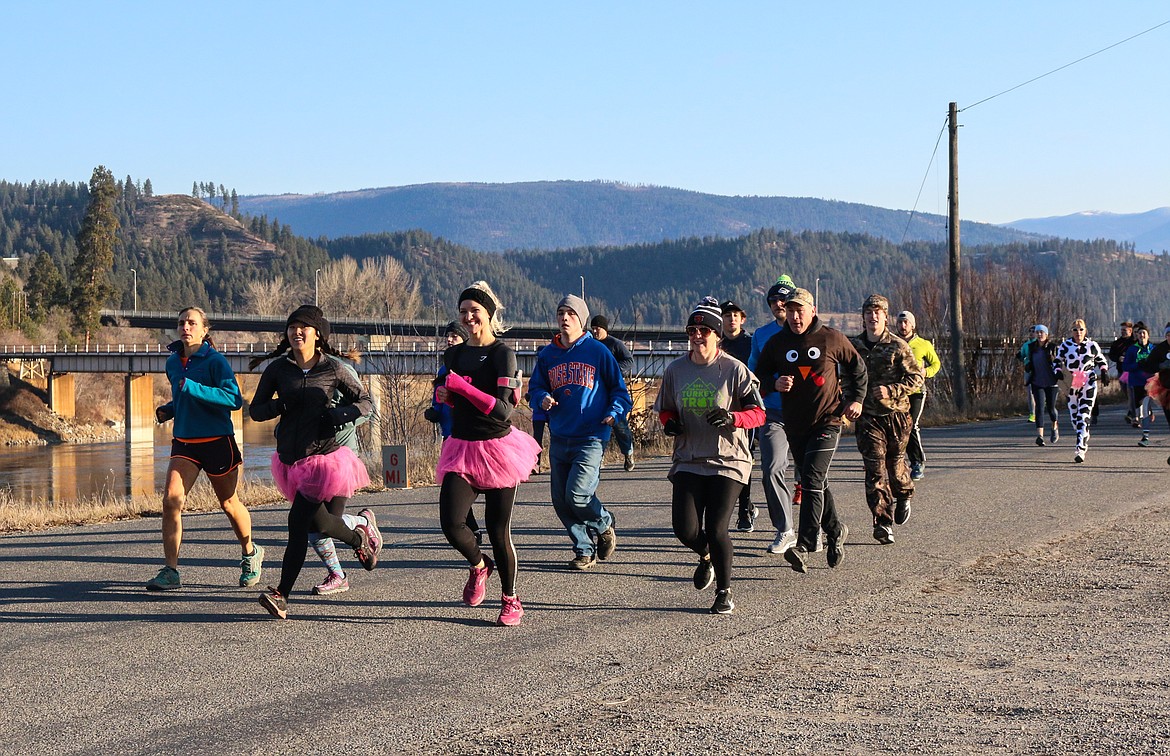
[445,320,470,342]
[590,314,609,330]
[862,294,889,312]
[558,295,590,328]
[286,304,331,343]
[687,296,724,337]
[896,310,916,329]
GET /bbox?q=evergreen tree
[192,181,199,198]
[71,166,119,336]
[144,178,153,198]
[25,251,67,320]
[230,188,239,217]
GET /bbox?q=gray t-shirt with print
[655,352,760,485]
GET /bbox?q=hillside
[130,195,278,265]
[239,180,1041,252]
[1004,207,1170,254]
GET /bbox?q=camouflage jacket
[849,330,924,415]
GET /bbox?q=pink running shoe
[463,556,495,607]
[497,594,524,626]
[312,571,350,595]
[354,508,383,571]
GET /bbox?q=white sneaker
[767,530,797,554]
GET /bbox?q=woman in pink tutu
[248,304,382,619]
[434,281,540,626]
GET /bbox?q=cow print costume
[1054,336,1109,460]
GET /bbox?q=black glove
[1099,371,1110,387]
[321,405,359,432]
[663,417,684,436]
[155,405,174,424]
[423,407,440,423]
[705,407,734,428]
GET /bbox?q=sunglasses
[685,325,714,337]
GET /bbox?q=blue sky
[3,2,1167,224]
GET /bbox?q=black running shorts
[170,436,243,477]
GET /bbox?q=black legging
[671,471,743,591]
[280,493,361,596]
[439,473,519,595]
[1030,385,1057,428]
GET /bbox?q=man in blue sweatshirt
[748,275,799,553]
[529,295,633,570]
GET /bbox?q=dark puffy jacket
[249,352,373,464]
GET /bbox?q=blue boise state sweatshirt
[528,332,632,442]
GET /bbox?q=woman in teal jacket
[146,307,263,592]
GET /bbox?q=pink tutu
[272,446,371,503]
[437,426,541,490]
[1147,373,1170,409]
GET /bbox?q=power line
[961,18,1170,113]
[900,117,949,245]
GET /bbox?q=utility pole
[948,102,969,411]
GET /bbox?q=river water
[0,418,279,504]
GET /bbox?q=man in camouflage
[850,294,924,545]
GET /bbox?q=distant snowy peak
[1002,207,1170,253]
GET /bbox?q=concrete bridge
[0,341,688,446]
[99,308,689,342]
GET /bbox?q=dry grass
[0,476,287,533]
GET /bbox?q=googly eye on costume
[807,347,821,359]
[786,350,799,362]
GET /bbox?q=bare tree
[243,275,304,316]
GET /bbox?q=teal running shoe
[146,565,181,591]
[239,544,264,587]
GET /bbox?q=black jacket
[249,352,373,464]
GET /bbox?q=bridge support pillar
[48,373,75,418]
[125,373,155,445]
[362,375,385,461]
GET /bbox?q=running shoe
[354,508,383,571]
[783,546,808,574]
[735,505,759,532]
[497,594,524,626]
[1028,413,1035,423]
[767,530,797,554]
[873,524,895,545]
[569,553,598,570]
[1050,427,1059,444]
[1139,435,1151,447]
[1074,449,1085,464]
[1035,435,1046,447]
[239,544,264,587]
[463,556,495,607]
[597,518,617,561]
[894,498,912,526]
[826,525,849,569]
[909,462,924,481]
[312,571,349,595]
[693,558,714,590]
[145,566,181,591]
[624,454,636,472]
[792,483,803,506]
[258,587,288,619]
[710,589,734,615]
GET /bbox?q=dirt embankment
[0,383,122,445]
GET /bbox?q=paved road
[2,406,1167,754]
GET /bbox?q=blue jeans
[549,436,613,556]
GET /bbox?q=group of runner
[1019,318,1170,463]
[158,277,1128,622]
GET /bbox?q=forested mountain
[239,180,1041,252]
[1004,207,1170,254]
[2,176,1167,342]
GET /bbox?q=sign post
[382,444,408,488]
